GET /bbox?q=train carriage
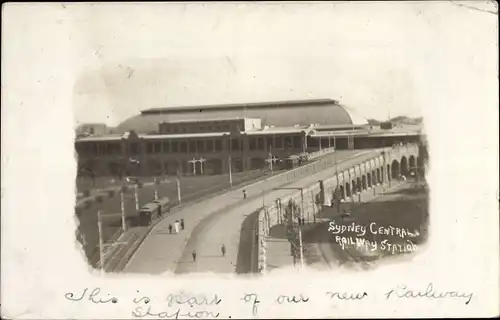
[153,197,171,217]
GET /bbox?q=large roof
[115,99,368,133]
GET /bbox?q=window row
[76,135,304,157]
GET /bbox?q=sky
[70,1,498,127]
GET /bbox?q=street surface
[76,169,279,265]
[303,180,428,270]
[124,149,382,274]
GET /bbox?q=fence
[255,143,419,273]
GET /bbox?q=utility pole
[97,210,105,276]
[300,189,305,223]
[153,178,159,201]
[176,176,182,205]
[120,190,126,232]
[134,185,139,211]
[228,155,233,187]
[299,226,304,268]
[311,191,316,223]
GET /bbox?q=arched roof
[115,99,368,133]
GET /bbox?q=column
[302,134,307,153]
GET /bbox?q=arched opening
[351,180,356,196]
[372,170,376,184]
[409,155,416,172]
[391,160,400,179]
[345,183,351,197]
[356,178,361,193]
[400,156,408,177]
[367,173,372,188]
[377,168,382,183]
[362,175,367,190]
[386,164,391,181]
[339,185,345,199]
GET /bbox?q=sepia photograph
[2,1,498,319]
[74,99,429,275]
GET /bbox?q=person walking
[168,224,173,234]
[181,218,185,230]
[192,250,197,262]
[243,189,247,199]
[221,244,226,257]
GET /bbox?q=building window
[146,143,154,154]
[267,137,274,150]
[249,138,257,150]
[153,142,161,153]
[171,141,178,153]
[162,141,170,153]
[206,140,214,152]
[284,136,293,149]
[231,138,240,151]
[130,143,139,155]
[275,137,283,149]
[197,140,205,152]
[257,138,265,150]
[180,141,187,153]
[293,136,301,149]
[189,140,196,153]
[215,139,222,151]
[200,126,205,132]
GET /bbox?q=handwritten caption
[328,221,419,254]
[64,284,473,318]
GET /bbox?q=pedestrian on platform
[302,217,305,225]
[181,218,185,230]
[192,250,197,262]
[168,224,173,234]
[243,189,247,199]
[221,244,226,257]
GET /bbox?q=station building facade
[75,99,422,177]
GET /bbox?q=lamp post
[265,147,279,174]
[188,158,197,176]
[187,157,206,176]
[199,157,205,175]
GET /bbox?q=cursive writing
[133,296,151,305]
[165,292,222,307]
[385,283,473,305]
[132,306,219,319]
[240,293,260,316]
[276,294,309,304]
[64,287,118,304]
[326,291,368,301]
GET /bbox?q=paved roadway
[303,180,429,270]
[76,169,278,265]
[124,149,384,274]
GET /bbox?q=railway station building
[75,99,422,177]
